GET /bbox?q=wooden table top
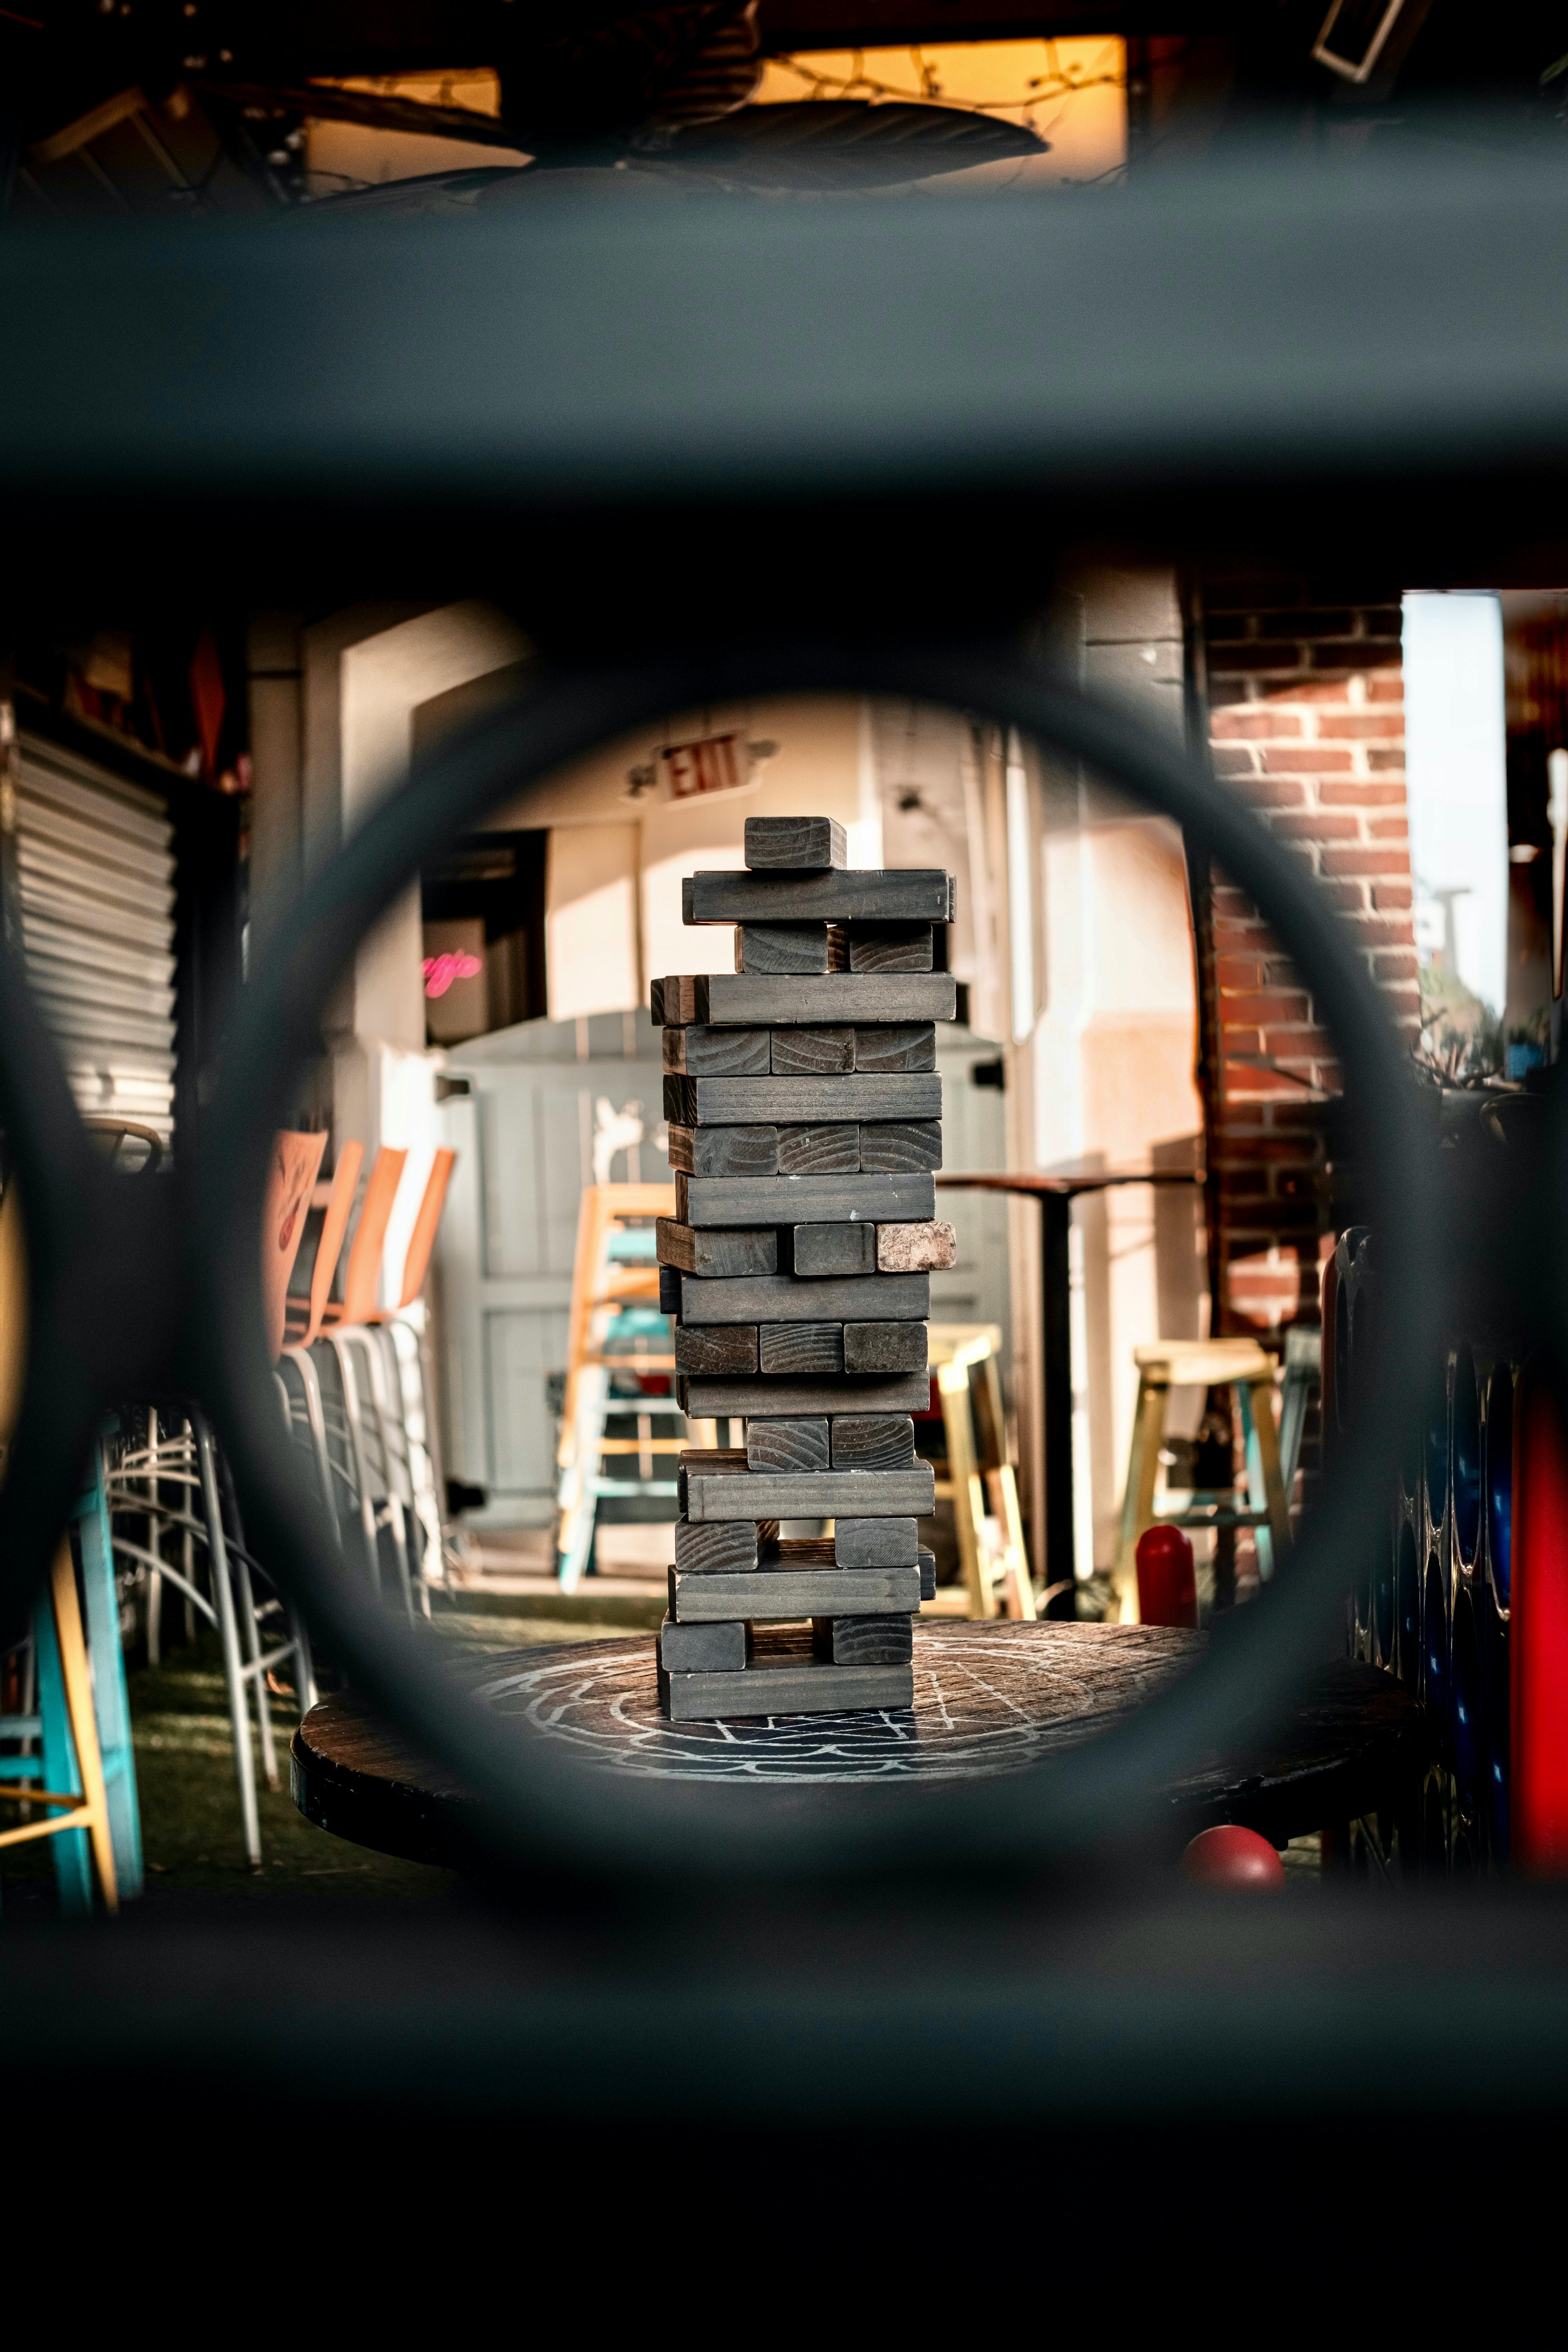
[291,1620,1424,1869]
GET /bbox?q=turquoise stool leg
[75,1448,143,1898]
[32,1589,93,1918]
[1238,1384,1275,1584]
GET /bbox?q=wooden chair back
[329,1146,407,1328]
[262,1130,328,1362]
[375,1146,456,1318]
[284,1140,363,1351]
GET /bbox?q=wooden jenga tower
[653,814,958,1720]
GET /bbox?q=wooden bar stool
[360,1146,457,1603]
[1114,1338,1292,1622]
[314,1146,413,1613]
[279,1140,364,1542]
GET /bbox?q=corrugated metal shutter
[15,732,177,1141]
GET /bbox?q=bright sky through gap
[1402,591,1509,1017]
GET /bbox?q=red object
[1136,1524,1198,1629]
[1513,1365,1568,1872]
[1182,1825,1285,1887]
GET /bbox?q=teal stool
[0,1440,142,1915]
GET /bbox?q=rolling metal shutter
[15,732,177,1142]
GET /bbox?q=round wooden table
[291,1619,1424,1868]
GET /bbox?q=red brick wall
[1199,579,1419,1336]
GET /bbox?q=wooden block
[650,978,665,1024]
[835,1517,918,1567]
[658,1264,682,1313]
[745,815,846,870]
[656,975,704,1025]
[669,1564,921,1619]
[662,1024,770,1076]
[678,1463,935,1522]
[859,1120,943,1173]
[759,1536,837,1569]
[669,1074,940,1128]
[812,1615,915,1665]
[919,1546,936,1602]
[876,1219,957,1272]
[844,1321,929,1374]
[677,1446,750,1472]
[791,1222,876,1277]
[673,1518,761,1574]
[826,923,849,971]
[667,1125,778,1179]
[659,1614,747,1671]
[776,1123,859,1175]
[656,1219,777,1278]
[770,1026,854,1075]
[674,1325,758,1374]
[682,1371,929,1419]
[660,1652,914,1720]
[699,973,958,1027]
[853,1023,935,1073]
[745,1417,829,1474]
[684,869,951,925]
[678,1272,927,1324]
[759,1324,844,1374]
[679,1170,936,1228]
[831,1415,916,1471]
[847,923,933,973]
[736,924,830,975]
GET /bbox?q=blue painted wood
[31,1587,92,1916]
[76,1445,142,1897]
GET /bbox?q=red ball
[1182,1825,1285,1887]
[1136,1524,1198,1629]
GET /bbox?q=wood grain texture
[736,924,830,975]
[844,1321,929,1373]
[679,1170,936,1228]
[678,1271,927,1324]
[678,1463,936,1522]
[791,1222,876,1277]
[760,1536,837,1569]
[656,975,703,1025]
[776,1123,859,1175]
[770,1026,854,1075]
[667,1124,779,1178]
[684,869,950,924]
[745,815,845,870]
[656,1218,777,1278]
[659,1615,747,1671]
[758,1324,844,1374]
[650,978,665,1024]
[919,1546,937,1601]
[835,1516,918,1567]
[669,1564,922,1620]
[662,1024,770,1076]
[745,1417,829,1474]
[682,1370,930,1418]
[659,1653,915,1720]
[853,1023,935,1073]
[876,1219,957,1272]
[670,1073,940,1127]
[673,1518,761,1574]
[831,1414,916,1471]
[859,1119,943,1172]
[659,1264,682,1313]
[674,1324,758,1374]
[846,923,934,973]
[699,972,958,1027]
[812,1615,915,1665]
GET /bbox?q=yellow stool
[1114,1339,1290,1622]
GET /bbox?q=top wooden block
[683,870,951,926]
[744,816,845,871]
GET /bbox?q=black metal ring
[5,641,1439,1880]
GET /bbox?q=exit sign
[660,733,747,801]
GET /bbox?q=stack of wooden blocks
[653,814,958,1721]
